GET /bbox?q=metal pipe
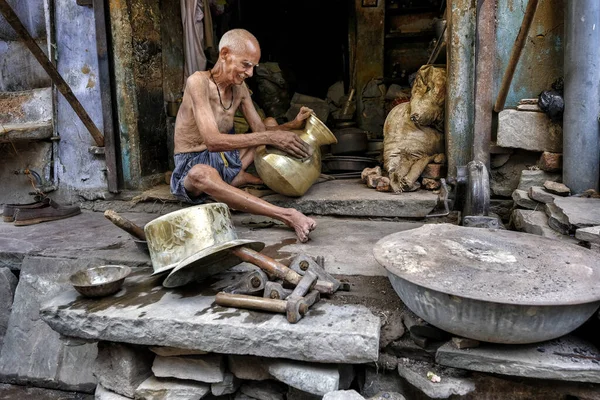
[493,0,538,113]
[563,1,600,193]
[472,0,495,168]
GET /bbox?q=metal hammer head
[263,281,293,300]
[289,254,341,292]
[286,297,308,324]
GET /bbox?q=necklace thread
[210,70,234,111]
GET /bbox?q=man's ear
[220,47,230,61]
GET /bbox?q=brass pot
[254,114,337,197]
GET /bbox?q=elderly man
[171,28,317,242]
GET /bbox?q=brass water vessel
[254,114,337,197]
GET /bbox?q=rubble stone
[240,380,287,400]
[95,384,130,400]
[516,104,542,112]
[528,186,558,204]
[397,358,475,398]
[512,189,539,210]
[135,376,210,400]
[451,337,480,349]
[490,153,511,169]
[544,181,570,196]
[575,226,600,244]
[538,152,562,172]
[211,371,240,396]
[545,203,572,234]
[268,360,339,396]
[323,390,365,400]
[152,354,225,383]
[497,109,562,152]
[0,256,97,393]
[228,355,273,381]
[553,197,600,229]
[94,342,154,398]
[517,170,561,192]
[435,335,600,383]
[0,267,17,346]
[511,209,564,239]
[490,150,539,197]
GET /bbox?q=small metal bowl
[69,265,132,298]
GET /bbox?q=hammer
[215,292,312,324]
[263,281,293,300]
[231,247,335,294]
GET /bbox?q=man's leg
[185,164,316,242]
[231,147,262,187]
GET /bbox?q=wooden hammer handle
[232,247,301,284]
[104,209,146,241]
[216,292,287,313]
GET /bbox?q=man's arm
[189,75,310,158]
[265,106,313,131]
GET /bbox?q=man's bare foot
[285,209,317,243]
[232,171,264,187]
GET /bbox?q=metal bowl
[69,265,132,297]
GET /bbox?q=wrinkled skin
[383,65,446,193]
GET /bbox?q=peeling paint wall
[54,0,108,199]
[495,0,564,107]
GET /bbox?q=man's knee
[185,164,221,191]
[264,117,278,127]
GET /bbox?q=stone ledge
[40,270,380,364]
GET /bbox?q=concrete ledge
[40,270,380,364]
[0,122,53,142]
[262,180,438,218]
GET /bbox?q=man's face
[223,43,260,85]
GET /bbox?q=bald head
[218,29,260,55]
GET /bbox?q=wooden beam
[0,0,105,147]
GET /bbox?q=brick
[538,152,562,172]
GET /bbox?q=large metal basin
[374,224,600,344]
[254,114,337,197]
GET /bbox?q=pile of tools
[216,248,346,324]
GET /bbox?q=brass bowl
[69,265,132,297]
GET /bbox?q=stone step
[0,121,53,142]
[0,88,53,143]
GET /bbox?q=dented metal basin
[374,224,600,344]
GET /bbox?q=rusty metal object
[144,203,264,283]
[374,224,600,343]
[69,265,132,297]
[289,254,341,292]
[0,0,105,147]
[254,114,337,197]
[223,270,268,295]
[288,270,318,299]
[104,209,146,241]
[231,247,335,294]
[493,0,539,112]
[215,292,310,324]
[473,0,496,168]
[263,281,292,300]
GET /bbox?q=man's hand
[289,106,314,130]
[269,131,312,159]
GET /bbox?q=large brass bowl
[254,114,337,197]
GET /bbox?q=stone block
[228,355,273,381]
[512,189,539,210]
[0,267,17,346]
[95,384,130,400]
[490,150,539,197]
[545,203,572,235]
[517,170,561,192]
[575,226,600,244]
[268,360,339,396]
[211,371,240,396]
[451,337,480,349]
[538,152,562,172]
[240,380,287,400]
[544,181,570,196]
[94,342,154,398]
[553,197,600,229]
[490,153,511,169]
[149,347,208,357]
[511,209,564,239]
[528,186,557,204]
[135,376,210,400]
[421,164,445,179]
[323,390,365,400]
[497,109,562,152]
[0,256,97,393]
[516,104,542,112]
[152,354,225,383]
[435,335,600,383]
[397,358,475,398]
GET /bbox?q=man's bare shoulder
[186,71,210,90]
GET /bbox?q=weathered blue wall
[54,0,108,198]
[495,0,564,108]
